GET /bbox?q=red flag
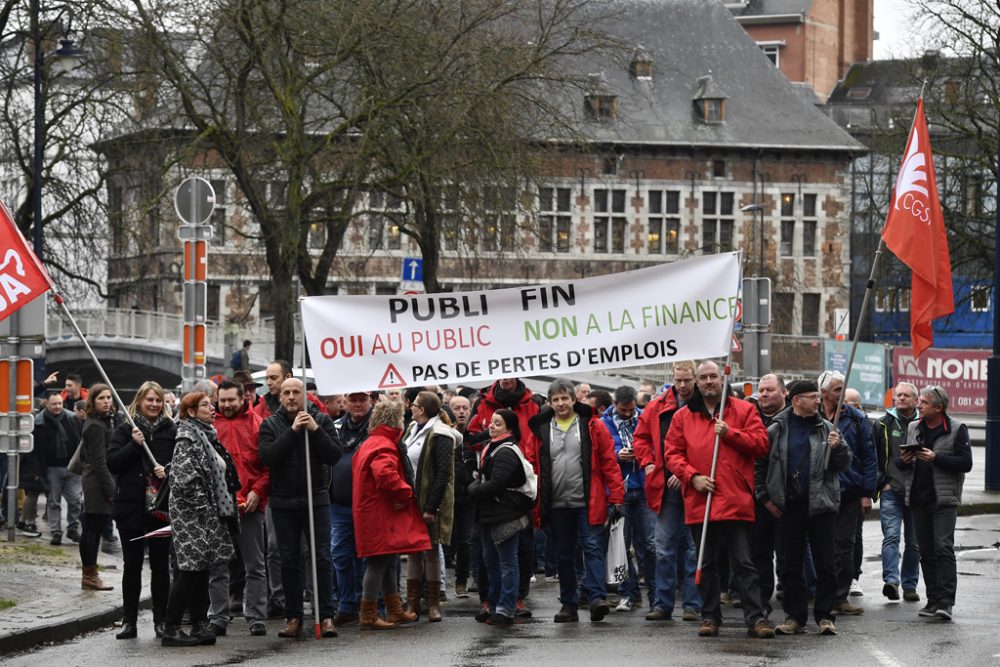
[0,200,55,322]
[881,99,953,358]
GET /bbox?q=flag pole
[825,81,930,466]
[695,250,743,585]
[51,293,157,467]
[298,295,322,639]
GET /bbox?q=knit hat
[786,380,819,400]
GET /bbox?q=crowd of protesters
[0,357,972,645]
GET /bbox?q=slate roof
[728,0,812,18]
[566,0,861,152]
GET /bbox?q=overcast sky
[873,0,923,59]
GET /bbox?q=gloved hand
[607,504,623,524]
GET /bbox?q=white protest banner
[301,252,740,394]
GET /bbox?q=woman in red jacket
[352,400,431,630]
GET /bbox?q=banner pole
[298,296,322,639]
[695,251,743,585]
[51,294,157,467]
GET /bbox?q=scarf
[611,410,638,449]
[492,381,526,408]
[133,412,168,434]
[44,411,71,459]
[178,418,237,519]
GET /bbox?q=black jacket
[467,436,529,525]
[329,410,370,507]
[33,409,82,469]
[259,404,342,510]
[107,417,177,530]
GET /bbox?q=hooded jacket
[468,380,540,465]
[664,391,768,525]
[215,400,269,511]
[632,387,682,513]
[529,402,624,527]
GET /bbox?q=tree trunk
[270,262,296,364]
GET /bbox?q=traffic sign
[401,257,423,283]
[741,277,772,327]
[174,177,216,225]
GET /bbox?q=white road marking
[866,641,906,667]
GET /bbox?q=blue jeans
[329,504,364,614]
[653,487,701,613]
[880,489,920,590]
[549,507,606,607]
[482,527,519,617]
[619,487,656,606]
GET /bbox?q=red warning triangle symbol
[731,335,742,352]
[378,363,407,389]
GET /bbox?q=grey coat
[169,419,236,571]
[901,417,972,508]
[80,416,116,515]
[764,410,852,516]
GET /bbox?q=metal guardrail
[46,308,277,362]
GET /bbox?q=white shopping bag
[605,517,629,585]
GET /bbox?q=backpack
[488,442,538,502]
[230,349,242,370]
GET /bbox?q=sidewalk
[0,504,149,655]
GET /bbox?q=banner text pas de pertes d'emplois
[301,252,740,395]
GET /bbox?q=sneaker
[474,603,491,623]
[454,583,469,598]
[903,589,921,602]
[849,579,863,597]
[832,601,863,615]
[818,619,837,635]
[698,619,720,637]
[682,608,700,622]
[934,605,953,621]
[589,599,610,622]
[249,622,266,636]
[775,618,805,635]
[918,603,938,617]
[747,619,775,638]
[883,583,900,601]
[486,612,514,626]
[645,608,671,621]
[615,598,635,612]
[19,524,41,538]
[515,599,532,619]
[529,575,537,583]
[554,605,579,623]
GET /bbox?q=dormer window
[585,94,618,121]
[630,46,653,80]
[693,74,727,124]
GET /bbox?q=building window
[702,191,734,254]
[700,98,724,123]
[712,160,725,178]
[210,179,226,247]
[898,288,911,311]
[801,293,821,336]
[308,222,326,249]
[803,193,817,217]
[802,220,817,256]
[773,292,794,334]
[207,284,221,321]
[556,218,571,253]
[971,285,991,312]
[368,190,404,251]
[780,220,795,257]
[647,189,680,254]
[780,193,795,217]
[268,180,287,209]
[110,185,125,254]
[594,188,627,254]
[760,44,780,67]
[585,95,617,121]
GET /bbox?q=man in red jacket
[254,360,327,419]
[633,359,701,621]
[212,380,270,637]
[529,378,624,624]
[664,360,773,639]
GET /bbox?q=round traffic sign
[174,177,216,225]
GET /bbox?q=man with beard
[664,360,773,639]
[211,380,269,637]
[328,391,374,625]
[468,378,540,618]
[259,379,343,638]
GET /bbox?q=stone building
[98,0,863,367]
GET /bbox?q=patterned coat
[169,419,236,571]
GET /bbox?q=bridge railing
[46,309,276,359]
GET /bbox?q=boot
[385,592,416,625]
[406,579,422,620]
[160,623,200,647]
[81,565,113,591]
[277,618,302,638]
[359,598,396,630]
[189,622,217,645]
[425,582,443,622]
